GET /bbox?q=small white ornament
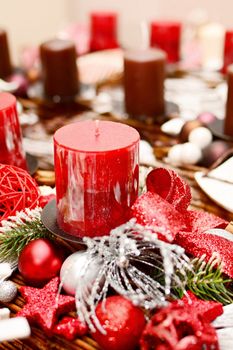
[167,144,183,165]
[188,126,213,149]
[0,263,13,281]
[0,281,17,303]
[140,140,156,166]
[60,251,102,296]
[0,308,10,320]
[161,118,185,136]
[180,142,202,165]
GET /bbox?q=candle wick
[95,120,100,137]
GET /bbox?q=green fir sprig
[0,207,52,266]
[176,254,233,305]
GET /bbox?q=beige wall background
[1,0,233,63]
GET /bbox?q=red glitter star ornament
[17,277,75,335]
[53,316,88,340]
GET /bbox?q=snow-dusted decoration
[72,219,192,334]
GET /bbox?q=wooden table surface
[1,105,232,350]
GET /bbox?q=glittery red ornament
[131,191,187,242]
[17,277,75,335]
[18,238,65,286]
[146,168,191,212]
[140,303,219,350]
[132,168,227,243]
[185,210,227,233]
[92,296,146,350]
[53,316,88,340]
[174,291,223,323]
[174,230,233,278]
[0,164,39,222]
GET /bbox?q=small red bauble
[0,164,40,222]
[18,238,64,285]
[92,295,146,350]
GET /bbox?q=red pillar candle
[124,49,166,120]
[40,39,79,100]
[222,30,233,74]
[90,12,119,51]
[224,64,233,136]
[0,93,27,169]
[150,21,181,63]
[54,120,139,238]
[0,29,12,78]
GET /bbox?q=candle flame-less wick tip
[95,120,100,137]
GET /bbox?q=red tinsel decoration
[0,164,40,222]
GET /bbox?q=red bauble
[0,164,40,222]
[18,238,64,285]
[92,296,146,350]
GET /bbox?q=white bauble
[161,118,185,136]
[60,251,102,296]
[167,144,183,165]
[140,140,156,166]
[188,126,213,149]
[180,142,202,165]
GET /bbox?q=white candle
[0,317,31,342]
[198,22,224,70]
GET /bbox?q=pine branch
[0,208,52,266]
[175,255,233,305]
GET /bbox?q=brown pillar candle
[40,39,79,99]
[124,48,166,120]
[0,29,12,79]
[224,64,233,136]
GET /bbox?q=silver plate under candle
[209,119,233,141]
[26,153,38,175]
[41,199,86,245]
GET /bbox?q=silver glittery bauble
[60,251,102,296]
[0,281,17,303]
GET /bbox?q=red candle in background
[0,93,27,169]
[40,39,79,100]
[124,49,166,120]
[90,12,119,51]
[0,29,12,78]
[222,30,233,74]
[150,21,181,63]
[54,120,139,238]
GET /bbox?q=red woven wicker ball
[0,164,40,222]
